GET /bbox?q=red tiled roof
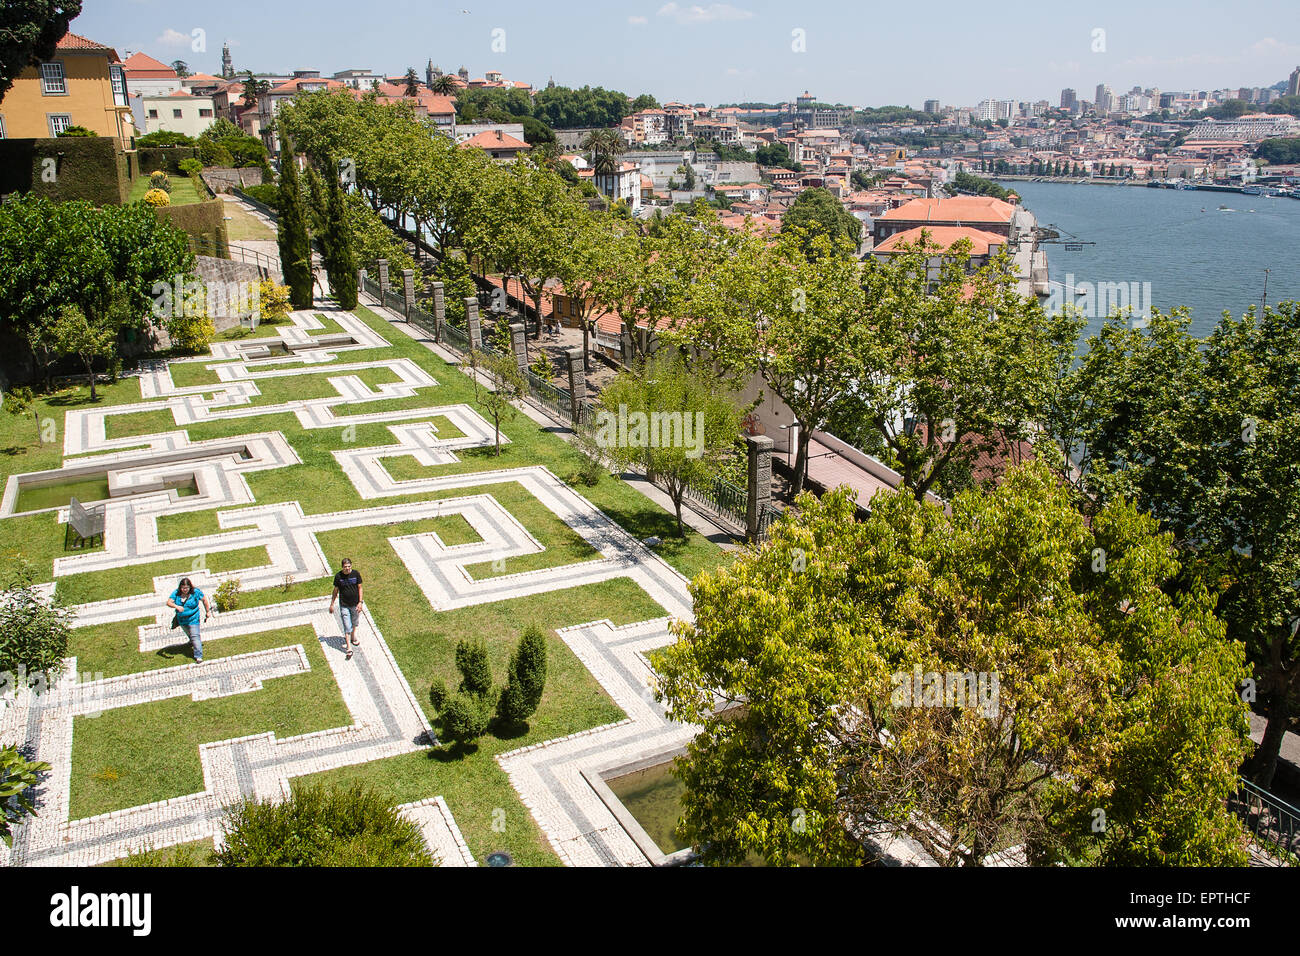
[874,225,1007,256]
[56,32,117,57]
[122,51,174,75]
[877,196,1015,224]
[458,129,530,150]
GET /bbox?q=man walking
[328,558,364,660]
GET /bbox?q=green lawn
[0,297,733,866]
[128,174,203,206]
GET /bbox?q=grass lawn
[70,624,350,818]
[128,174,203,206]
[0,296,734,866]
[223,202,275,241]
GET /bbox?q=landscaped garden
[0,300,729,867]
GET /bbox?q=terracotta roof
[122,51,174,75]
[184,72,222,84]
[874,225,1008,255]
[877,196,1015,224]
[56,32,118,58]
[458,129,530,150]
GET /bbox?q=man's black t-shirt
[334,569,362,606]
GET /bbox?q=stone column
[565,347,586,424]
[431,281,445,343]
[745,434,774,542]
[356,267,366,299]
[401,269,415,320]
[377,259,390,293]
[465,297,481,351]
[509,322,528,375]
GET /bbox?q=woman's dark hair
[177,577,194,594]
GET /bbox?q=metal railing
[681,473,750,533]
[1230,778,1299,864]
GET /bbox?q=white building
[142,90,217,137]
[590,162,643,212]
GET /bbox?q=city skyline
[73,0,1300,109]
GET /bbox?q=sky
[74,0,1300,108]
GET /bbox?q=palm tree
[429,73,457,96]
[580,128,625,176]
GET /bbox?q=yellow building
[0,31,134,145]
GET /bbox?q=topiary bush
[497,625,548,725]
[178,158,203,177]
[439,692,493,744]
[454,639,493,697]
[143,187,171,207]
[214,783,436,867]
[149,170,172,193]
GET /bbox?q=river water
[1002,180,1300,340]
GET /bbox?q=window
[148,109,158,119]
[110,65,127,106]
[199,108,212,117]
[173,109,183,118]
[41,62,66,94]
[48,114,72,136]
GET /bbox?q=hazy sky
[76,0,1300,107]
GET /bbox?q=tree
[275,132,313,309]
[430,639,497,747]
[240,71,269,111]
[553,215,617,371]
[595,354,744,536]
[780,187,862,253]
[403,67,419,97]
[0,0,82,105]
[170,60,189,78]
[580,127,626,176]
[756,141,796,170]
[215,784,435,866]
[655,463,1251,866]
[477,351,525,455]
[852,240,1078,500]
[1049,304,1300,790]
[0,560,73,683]
[497,625,548,725]
[1,746,51,848]
[322,159,358,309]
[682,163,696,190]
[429,73,457,95]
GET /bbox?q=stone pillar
[509,322,528,375]
[356,267,366,299]
[377,259,390,293]
[745,434,774,542]
[465,297,481,351]
[401,268,415,320]
[565,347,586,424]
[431,281,445,343]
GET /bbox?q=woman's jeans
[181,622,202,661]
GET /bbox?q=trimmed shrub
[439,692,493,744]
[178,158,203,177]
[454,639,493,697]
[149,170,172,193]
[143,187,171,207]
[242,183,278,208]
[56,125,97,137]
[197,138,233,168]
[166,314,215,353]
[136,131,196,147]
[497,625,548,725]
[214,783,436,867]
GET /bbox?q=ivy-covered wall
[0,137,129,204]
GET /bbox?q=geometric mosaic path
[1,305,701,867]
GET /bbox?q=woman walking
[166,577,211,663]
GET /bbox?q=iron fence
[1230,778,1299,864]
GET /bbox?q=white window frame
[110,64,128,106]
[41,61,67,95]
[48,113,73,136]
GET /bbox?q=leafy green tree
[1256,137,1300,165]
[477,351,525,456]
[580,127,626,176]
[780,187,861,253]
[497,625,548,725]
[0,0,82,105]
[656,463,1251,866]
[240,71,269,111]
[596,354,744,535]
[1,746,51,848]
[323,160,358,309]
[1049,304,1300,789]
[430,639,497,746]
[215,784,435,866]
[276,132,313,309]
[0,560,73,683]
[756,141,796,170]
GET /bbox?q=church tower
[221,42,234,80]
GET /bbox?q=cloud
[657,3,753,25]
[628,15,648,25]
[155,28,191,47]
[1249,37,1300,57]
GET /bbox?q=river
[1001,180,1300,340]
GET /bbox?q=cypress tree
[325,161,358,309]
[497,625,548,724]
[454,639,493,697]
[276,131,314,309]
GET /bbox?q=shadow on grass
[155,640,197,662]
